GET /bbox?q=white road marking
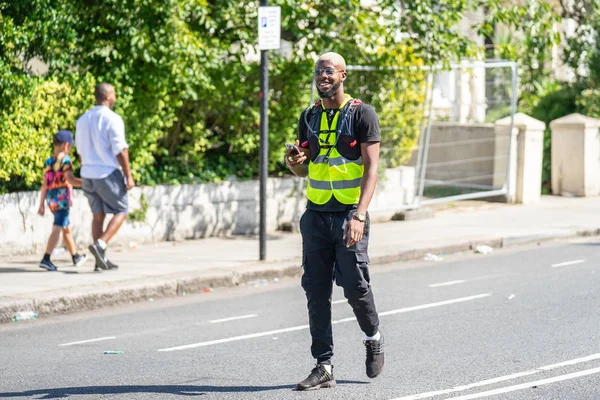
[428,280,466,288]
[390,353,600,400]
[377,294,491,318]
[333,316,356,324]
[391,371,539,400]
[449,366,600,400]
[158,293,491,352]
[58,336,116,347]
[209,314,257,323]
[332,299,347,304]
[157,325,309,352]
[552,259,586,268]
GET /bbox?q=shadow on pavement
[0,267,82,274]
[0,267,44,273]
[0,381,368,398]
[0,262,86,273]
[576,242,600,246]
[3,260,42,265]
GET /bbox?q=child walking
[38,130,88,271]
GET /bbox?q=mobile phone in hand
[286,143,300,156]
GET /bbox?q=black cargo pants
[300,207,380,364]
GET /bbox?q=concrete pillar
[494,113,546,203]
[469,61,486,123]
[455,64,469,123]
[550,113,600,196]
[455,61,486,123]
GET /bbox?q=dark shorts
[52,209,70,228]
[82,169,129,215]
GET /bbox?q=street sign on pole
[258,6,281,50]
[258,2,278,260]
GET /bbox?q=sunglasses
[313,67,345,76]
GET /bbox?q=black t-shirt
[298,102,381,212]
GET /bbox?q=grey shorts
[82,169,129,215]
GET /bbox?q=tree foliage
[559,0,600,85]
[0,0,557,193]
[479,0,560,96]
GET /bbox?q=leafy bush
[1,0,521,193]
[0,73,95,193]
[344,53,426,167]
[576,88,600,118]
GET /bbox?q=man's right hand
[286,140,309,167]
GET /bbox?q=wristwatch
[353,211,367,222]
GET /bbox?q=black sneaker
[88,242,108,270]
[106,259,119,271]
[296,364,336,391]
[73,254,88,267]
[39,259,58,271]
[95,260,119,271]
[364,333,385,378]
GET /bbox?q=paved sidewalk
[1,195,599,323]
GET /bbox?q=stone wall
[0,167,415,255]
[411,122,497,187]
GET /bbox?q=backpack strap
[305,98,362,136]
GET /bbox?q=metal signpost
[257,3,280,260]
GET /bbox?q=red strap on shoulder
[351,99,362,106]
[313,100,322,107]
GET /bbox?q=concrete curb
[1,228,599,324]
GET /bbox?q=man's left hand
[126,175,135,190]
[344,217,364,248]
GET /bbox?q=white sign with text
[258,6,281,50]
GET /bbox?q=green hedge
[0,0,473,194]
[0,73,95,192]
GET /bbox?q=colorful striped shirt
[43,155,73,212]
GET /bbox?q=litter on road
[475,245,494,255]
[424,253,444,262]
[103,350,124,355]
[13,311,38,322]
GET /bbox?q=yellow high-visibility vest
[306,95,363,205]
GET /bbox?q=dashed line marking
[158,293,491,352]
[552,259,586,268]
[428,280,466,288]
[58,337,116,347]
[209,314,258,324]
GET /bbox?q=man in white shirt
[75,83,135,271]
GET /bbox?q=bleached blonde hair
[316,52,346,70]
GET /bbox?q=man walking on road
[286,52,384,390]
[75,83,134,271]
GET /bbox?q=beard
[317,81,341,99]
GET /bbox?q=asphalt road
[1,238,600,400]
